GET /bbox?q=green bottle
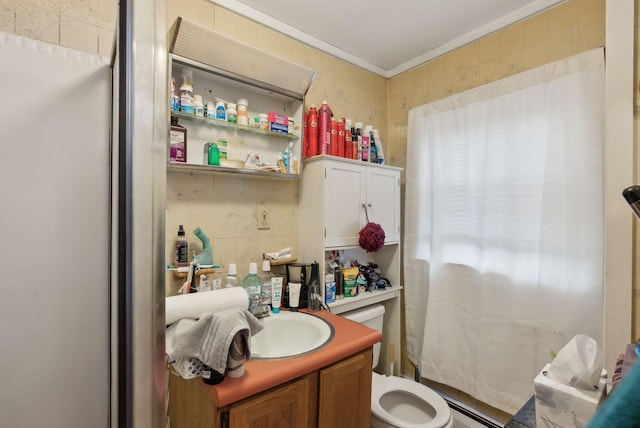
[208,142,220,166]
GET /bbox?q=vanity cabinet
[167,348,373,428]
[318,347,372,428]
[228,372,318,428]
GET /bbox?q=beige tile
[523,41,549,71]
[60,16,98,54]
[498,48,524,78]
[166,0,187,29]
[98,0,117,31]
[98,27,113,57]
[61,0,99,26]
[256,24,276,53]
[234,14,258,46]
[16,12,59,45]
[189,0,214,29]
[578,0,605,26]
[213,5,237,36]
[476,31,501,64]
[500,22,523,54]
[523,11,549,47]
[579,19,605,50]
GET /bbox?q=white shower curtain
[404,48,604,414]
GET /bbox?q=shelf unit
[167,17,316,179]
[298,155,403,376]
[167,162,299,180]
[171,110,298,141]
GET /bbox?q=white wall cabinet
[320,158,401,248]
[299,155,402,375]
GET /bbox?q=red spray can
[337,119,345,157]
[330,119,338,156]
[318,101,332,155]
[307,105,319,157]
[344,119,353,159]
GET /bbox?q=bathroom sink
[251,311,334,359]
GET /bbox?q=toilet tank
[341,304,385,369]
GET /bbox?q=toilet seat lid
[371,373,452,428]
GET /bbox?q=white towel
[165,287,249,326]
[166,307,263,376]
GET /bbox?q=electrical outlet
[257,205,270,230]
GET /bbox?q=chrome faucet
[248,293,270,318]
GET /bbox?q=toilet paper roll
[165,287,249,326]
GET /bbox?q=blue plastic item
[193,227,213,265]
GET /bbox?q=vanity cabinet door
[318,348,372,428]
[229,373,318,428]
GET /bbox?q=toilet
[342,304,454,428]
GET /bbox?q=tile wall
[0,0,116,56]
[163,0,388,293]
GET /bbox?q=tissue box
[534,363,606,428]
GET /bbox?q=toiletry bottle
[344,119,353,159]
[318,101,332,154]
[373,129,385,164]
[225,263,238,288]
[174,225,188,267]
[307,105,319,157]
[170,116,187,163]
[261,260,274,306]
[369,127,379,164]
[242,263,262,306]
[199,274,211,292]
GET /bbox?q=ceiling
[213,0,564,78]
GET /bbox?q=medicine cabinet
[167,17,316,179]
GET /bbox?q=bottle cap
[262,260,271,272]
[178,225,185,236]
[228,263,237,276]
[249,262,258,274]
[272,307,280,314]
[236,98,248,106]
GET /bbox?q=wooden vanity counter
[202,308,380,408]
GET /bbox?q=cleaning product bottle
[242,263,262,306]
[193,227,213,265]
[261,260,275,307]
[225,263,238,288]
[373,129,385,164]
[174,225,188,267]
[369,127,379,164]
